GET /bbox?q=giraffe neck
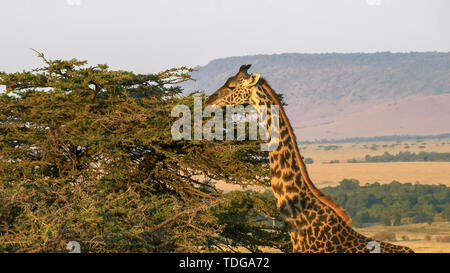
[254,81,416,253]
[258,81,352,226]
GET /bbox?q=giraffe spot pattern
[207,67,414,253]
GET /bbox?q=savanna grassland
[300,138,450,188]
[218,138,450,191]
[218,138,450,253]
[248,223,450,253]
[303,138,450,253]
[355,222,450,253]
[2,54,449,253]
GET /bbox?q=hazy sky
[0,0,449,73]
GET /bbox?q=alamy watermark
[66,241,81,253]
[170,96,280,151]
[366,241,381,253]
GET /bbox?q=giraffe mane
[259,78,353,226]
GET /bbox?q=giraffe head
[204,64,261,108]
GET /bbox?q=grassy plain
[242,222,450,253]
[300,138,450,187]
[217,138,450,191]
[302,138,450,253]
[356,222,450,253]
[217,138,450,253]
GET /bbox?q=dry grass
[308,162,450,188]
[216,139,450,253]
[300,139,450,164]
[217,139,450,191]
[355,222,450,253]
[300,138,450,188]
[236,222,450,253]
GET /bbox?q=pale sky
[0,0,449,74]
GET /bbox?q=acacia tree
[0,53,290,252]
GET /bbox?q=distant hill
[180,52,450,141]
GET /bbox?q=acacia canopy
[0,53,289,252]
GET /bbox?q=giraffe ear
[239,64,252,73]
[248,73,260,86]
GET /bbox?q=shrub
[372,231,396,242]
[304,158,314,164]
[435,236,450,243]
[322,179,450,227]
[320,145,342,151]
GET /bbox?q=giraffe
[205,64,414,253]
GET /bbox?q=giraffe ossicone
[204,64,414,253]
